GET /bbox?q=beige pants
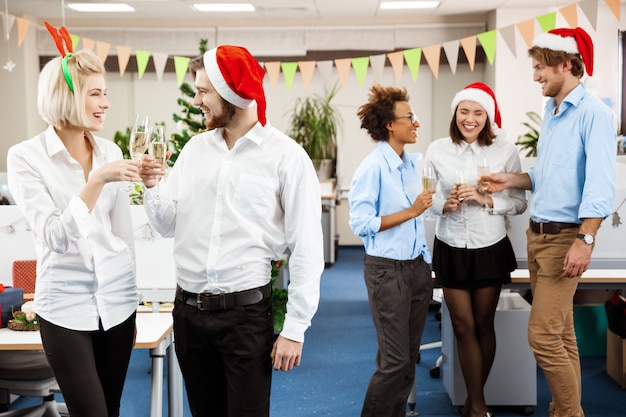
[526,227,584,417]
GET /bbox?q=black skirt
[432,235,517,289]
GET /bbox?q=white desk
[0,313,182,417]
[509,269,626,289]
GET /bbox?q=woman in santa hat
[424,82,527,417]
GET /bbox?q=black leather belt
[529,220,578,234]
[176,283,271,311]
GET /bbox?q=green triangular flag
[281,62,298,91]
[537,12,557,33]
[135,50,151,80]
[70,34,80,52]
[403,48,422,82]
[351,57,369,87]
[477,30,497,66]
[174,56,190,87]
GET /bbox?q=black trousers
[173,294,274,417]
[361,254,433,417]
[38,312,136,417]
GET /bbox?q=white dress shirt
[144,122,324,342]
[7,125,138,331]
[425,136,527,249]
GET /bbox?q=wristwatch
[576,233,595,245]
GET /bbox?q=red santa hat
[203,45,267,126]
[450,82,502,129]
[532,27,598,88]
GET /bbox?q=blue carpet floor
[8,246,626,416]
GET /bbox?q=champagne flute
[477,158,490,211]
[148,125,166,208]
[421,165,437,221]
[126,114,151,191]
[454,169,467,217]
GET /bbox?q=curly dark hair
[357,84,410,142]
[528,46,585,79]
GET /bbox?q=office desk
[509,269,626,289]
[0,313,182,417]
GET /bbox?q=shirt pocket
[233,173,277,218]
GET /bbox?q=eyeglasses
[394,113,419,124]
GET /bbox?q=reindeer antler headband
[44,21,75,93]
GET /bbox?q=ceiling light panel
[192,3,255,12]
[379,1,440,10]
[67,3,135,12]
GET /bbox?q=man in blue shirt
[349,85,434,417]
[490,27,616,417]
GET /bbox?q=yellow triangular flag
[387,51,404,84]
[152,53,168,82]
[422,45,441,79]
[82,37,95,52]
[499,25,517,58]
[116,45,132,77]
[403,48,422,81]
[477,30,496,66]
[334,58,351,90]
[460,37,476,72]
[16,17,30,47]
[536,12,557,33]
[264,62,281,92]
[173,56,190,87]
[578,0,599,31]
[135,50,151,80]
[281,62,298,91]
[2,13,15,41]
[95,41,110,64]
[298,61,316,93]
[70,34,80,51]
[605,0,620,22]
[351,56,369,87]
[516,19,535,49]
[559,3,578,28]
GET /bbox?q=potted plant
[515,111,542,157]
[287,84,342,179]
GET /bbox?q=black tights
[38,313,136,417]
[444,285,501,417]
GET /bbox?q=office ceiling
[7,0,581,28]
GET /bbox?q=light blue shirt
[528,84,616,223]
[348,141,431,263]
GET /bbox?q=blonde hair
[38,50,106,127]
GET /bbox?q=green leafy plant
[271,259,288,333]
[515,111,542,157]
[287,84,342,163]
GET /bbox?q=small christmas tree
[169,38,209,165]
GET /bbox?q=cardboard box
[606,328,626,389]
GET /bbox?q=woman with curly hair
[348,84,434,417]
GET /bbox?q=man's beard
[206,100,238,129]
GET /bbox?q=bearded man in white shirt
[139,45,324,417]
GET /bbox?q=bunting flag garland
[560,3,579,28]
[116,46,131,77]
[403,48,422,81]
[476,30,497,65]
[264,61,281,91]
[351,56,369,86]
[537,12,557,33]
[298,61,316,92]
[499,25,517,58]
[579,0,599,30]
[460,36,477,72]
[281,61,298,91]
[442,40,460,74]
[422,44,441,79]
[0,0,620,89]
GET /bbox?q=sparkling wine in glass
[454,169,466,202]
[148,125,166,208]
[129,115,150,162]
[421,165,437,221]
[477,159,490,211]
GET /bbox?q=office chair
[0,376,67,417]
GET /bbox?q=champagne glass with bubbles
[477,157,491,211]
[148,125,166,208]
[126,114,150,191]
[421,164,437,221]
